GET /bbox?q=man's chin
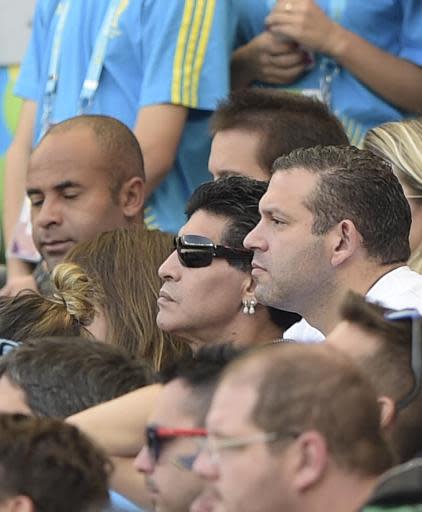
[190,489,221,512]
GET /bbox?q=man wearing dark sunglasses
[134,344,241,512]
[157,176,300,348]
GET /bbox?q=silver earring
[242,298,256,315]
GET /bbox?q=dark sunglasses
[174,234,253,268]
[146,425,207,463]
[384,308,422,411]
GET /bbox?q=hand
[235,31,308,85]
[0,274,37,297]
[266,0,344,57]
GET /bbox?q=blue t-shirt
[108,491,143,512]
[16,0,238,233]
[240,0,422,144]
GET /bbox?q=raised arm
[134,105,188,200]
[266,0,422,112]
[1,100,37,295]
[67,384,162,457]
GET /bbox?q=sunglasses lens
[179,249,213,268]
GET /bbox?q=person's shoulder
[367,266,422,313]
[362,458,422,511]
[283,319,324,344]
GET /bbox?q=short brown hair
[339,291,422,462]
[210,88,349,175]
[0,414,111,511]
[0,337,155,418]
[273,145,411,264]
[223,343,392,476]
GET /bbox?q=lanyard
[319,0,346,107]
[40,0,124,138]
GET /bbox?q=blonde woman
[57,225,187,370]
[0,264,97,342]
[364,118,422,274]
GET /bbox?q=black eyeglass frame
[384,308,422,411]
[174,234,253,268]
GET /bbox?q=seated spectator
[244,145,422,343]
[134,344,242,512]
[193,343,392,512]
[0,413,111,512]
[2,115,145,296]
[55,225,188,369]
[326,292,422,463]
[209,88,348,181]
[0,336,155,511]
[364,118,422,274]
[157,176,301,349]
[0,336,154,417]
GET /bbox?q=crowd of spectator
[0,1,421,511]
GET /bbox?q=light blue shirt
[238,0,422,144]
[15,0,239,233]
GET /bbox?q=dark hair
[0,413,111,512]
[186,176,267,271]
[159,343,244,425]
[210,88,349,174]
[273,145,411,264]
[339,291,422,463]
[0,337,155,418]
[186,176,301,331]
[224,343,393,476]
[46,114,145,197]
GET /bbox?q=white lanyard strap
[40,0,124,137]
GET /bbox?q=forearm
[134,104,188,200]
[328,26,422,113]
[4,144,30,254]
[67,384,162,456]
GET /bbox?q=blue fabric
[15,0,238,233]
[242,0,422,144]
[108,491,143,512]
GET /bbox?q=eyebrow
[27,180,82,196]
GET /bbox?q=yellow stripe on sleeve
[182,0,206,105]
[190,0,216,107]
[171,0,195,104]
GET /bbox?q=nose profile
[158,249,181,281]
[192,448,219,481]
[134,446,154,474]
[243,221,264,251]
[32,196,63,229]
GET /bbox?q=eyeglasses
[0,339,20,357]
[384,308,422,411]
[174,235,253,268]
[198,431,300,464]
[145,425,207,464]
[406,195,422,199]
